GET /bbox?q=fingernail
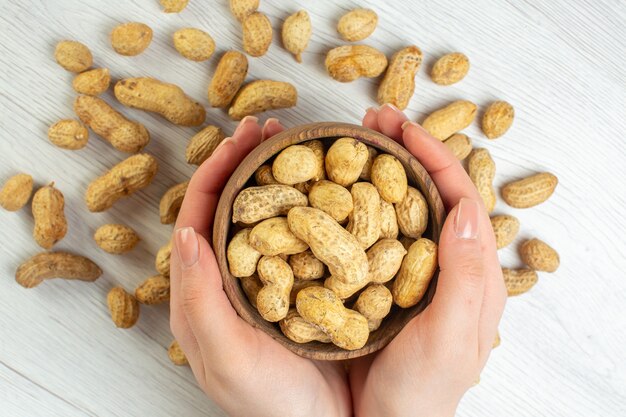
[455,198,480,240]
[401,120,425,131]
[235,115,259,134]
[175,227,199,267]
[213,137,234,155]
[365,106,379,115]
[381,103,401,113]
[264,117,279,128]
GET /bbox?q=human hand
[350,105,507,417]
[169,116,351,417]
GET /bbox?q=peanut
[280,309,331,343]
[422,100,477,141]
[347,182,381,249]
[85,154,158,212]
[229,0,259,22]
[325,137,369,187]
[353,284,393,331]
[289,250,325,281]
[468,148,496,213]
[0,173,33,211]
[107,287,140,328]
[256,256,294,322]
[288,207,368,286]
[228,80,297,120]
[392,238,438,308]
[520,238,560,272]
[501,172,558,208]
[161,0,188,13]
[74,95,150,153]
[371,154,408,204]
[482,101,514,139]
[54,40,92,73]
[72,68,111,96]
[173,28,216,62]
[359,146,378,180]
[337,8,378,42]
[94,224,140,254]
[185,125,225,166]
[366,239,407,284]
[168,340,189,366]
[249,217,309,256]
[490,215,520,249]
[241,274,262,307]
[431,53,470,86]
[48,119,89,150]
[296,286,369,350]
[32,183,67,249]
[293,140,326,191]
[110,22,153,56]
[308,180,353,223]
[115,77,206,126]
[254,165,278,185]
[242,12,272,57]
[289,279,323,305]
[503,268,538,296]
[443,133,472,160]
[160,181,189,224]
[208,51,248,108]
[227,229,262,277]
[399,236,416,251]
[379,199,399,239]
[232,185,307,224]
[135,275,170,305]
[282,10,311,63]
[15,252,102,288]
[272,145,318,185]
[325,45,388,82]
[395,186,429,238]
[156,241,173,277]
[377,46,423,110]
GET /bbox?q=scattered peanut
[289,250,325,281]
[228,80,297,120]
[135,275,171,305]
[490,215,520,249]
[325,137,369,187]
[85,154,158,212]
[431,53,470,86]
[422,100,477,141]
[168,340,189,366]
[110,22,153,56]
[115,77,206,126]
[232,184,307,224]
[94,224,140,254]
[185,125,225,166]
[468,148,497,213]
[501,172,558,208]
[107,287,140,328]
[256,256,294,322]
[337,8,378,42]
[354,284,393,331]
[32,183,67,249]
[227,229,262,277]
[72,68,111,96]
[280,309,331,344]
[208,51,248,108]
[503,268,538,296]
[308,180,354,223]
[242,12,272,57]
[156,241,173,277]
[173,28,216,62]
[249,217,309,256]
[377,46,423,110]
[443,133,472,160]
[282,10,311,63]
[47,119,90,151]
[74,95,150,153]
[161,0,189,13]
[347,182,381,249]
[0,173,33,211]
[272,145,318,185]
[160,181,189,224]
[520,238,560,272]
[229,0,259,22]
[371,154,408,204]
[482,101,514,139]
[54,40,93,73]
[392,238,438,308]
[16,252,102,288]
[395,186,429,238]
[325,45,388,82]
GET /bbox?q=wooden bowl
[213,122,445,360]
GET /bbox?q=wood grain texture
[1,0,625,416]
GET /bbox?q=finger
[376,103,408,143]
[362,107,380,131]
[262,118,284,141]
[175,116,262,237]
[423,198,485,344]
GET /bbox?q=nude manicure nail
[175,227,199,267]
[455,198,480,240]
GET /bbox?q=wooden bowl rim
[213,122,445,360]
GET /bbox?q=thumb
[173,226,248,351]
[425,198,486,337]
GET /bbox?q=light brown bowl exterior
[213,122,445,360]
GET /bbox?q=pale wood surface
[1,0,625,416]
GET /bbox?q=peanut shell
[490,215,520,249]
[431,53,470,85]
[394,186,429,238]
[242,12,272,57]
[282,10,311,63]
[107,287,140,328]
[160,181,189,224]
[48,118,90,151]
[325,137,369,187]
[135,275,170,305]
[94,224,140,254]
[308,180,353,223]
[520,238,560,272]
[337,8,378,42]
[325,45,388,82]
[208,51,248,108]
[32,183,67,249]
[232,185,307,224]
[392,238,438,308]
[503,268,538,296]
[54,40,93,73]
[422,100,477,141]
[16,252,101,288]
[173,28,216,62]
[0,173,33,211]
[228,80,297,120]
[72,68,111,96]
[501,173,558,208]
[377,46,423,110]
[482,101,514,139]
[110,22,153,56]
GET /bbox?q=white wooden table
[1,1,625,416]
